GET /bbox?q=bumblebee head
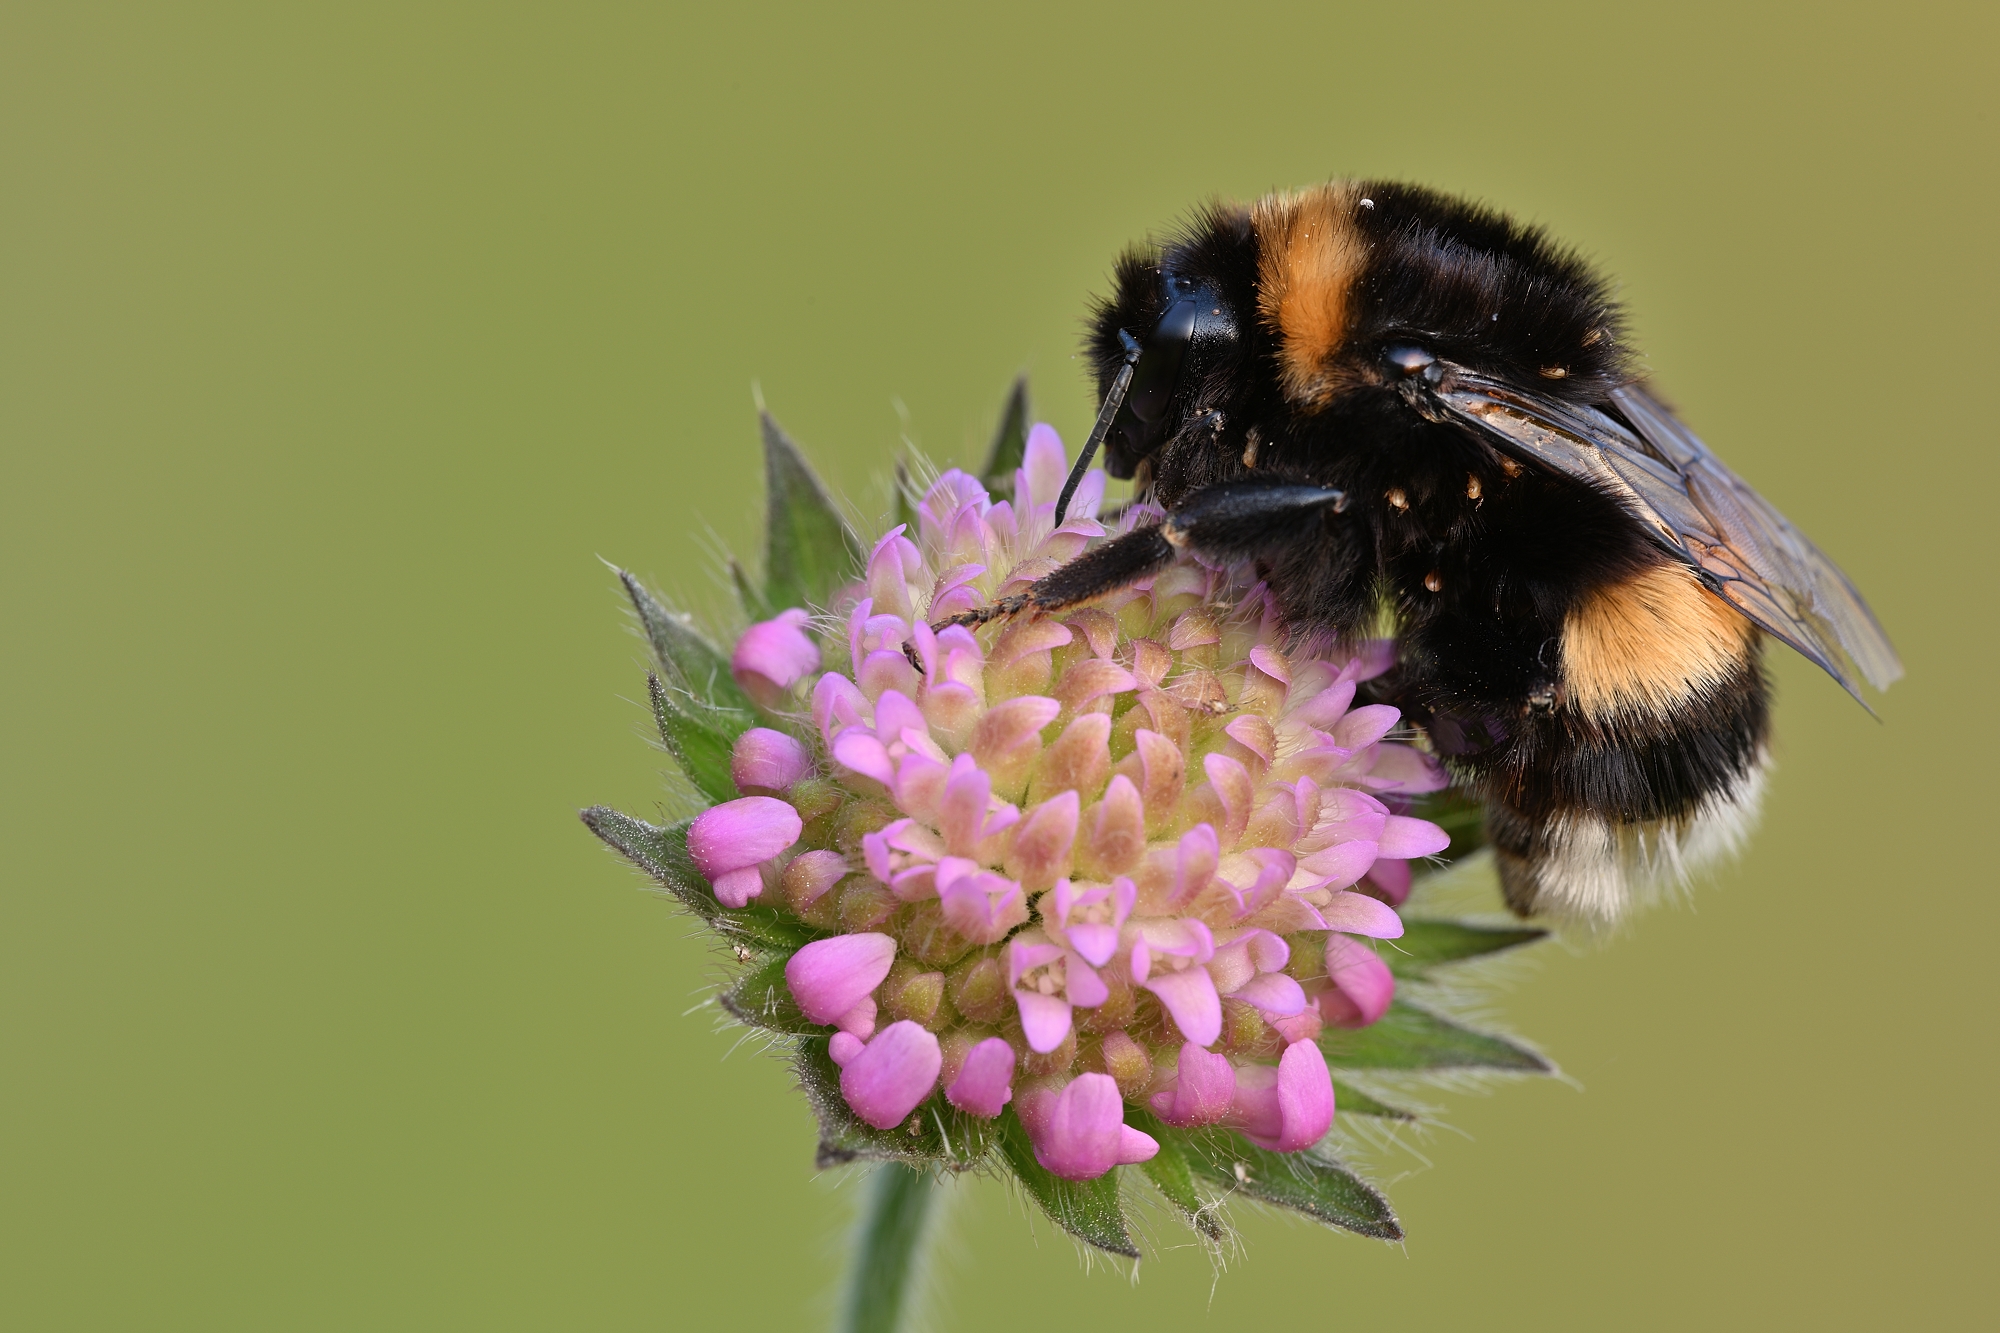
[1081,182,1629,492]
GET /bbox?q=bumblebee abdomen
[1560,560,1759,726]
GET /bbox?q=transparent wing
[1428,368,1902,702]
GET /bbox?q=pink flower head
[784,932,897,1027]
[678,423,1456,1163]
[839,1020,942,1130]
[1228,1037,1335,1153]
[731,727,811,794]
[686,796,802,907]
[731,608,821,707]
[1020,1073,1158,1180]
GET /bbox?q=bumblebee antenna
[1053,330,1142,527]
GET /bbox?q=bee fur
[1047,180,1861,925]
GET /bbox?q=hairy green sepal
[1166,1126,1402,1241]
[1320,1000,1552,1073]
[979,377,1030,492]
[1391,920,1547,978]
[761,412,857,613]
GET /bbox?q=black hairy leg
[931,479,1349,631]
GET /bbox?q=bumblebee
[949,181,1900,924]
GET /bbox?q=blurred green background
[4,2,1994,1328]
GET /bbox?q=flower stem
[837,1163,939,1333]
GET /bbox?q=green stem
[837,1163,939,1333]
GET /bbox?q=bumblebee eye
[1384,345,1435,377]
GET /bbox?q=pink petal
[1224,713,1276,763]
[1202,752,1255,845]
[1065,921,1120,969]
[1207,927,1287,993]
[1249,644,1291,684]
[711,866,763,908]
[1020,423,1069,509]
[1364,857,1413,906]
[1321,934,1395,1028]
[1006,938,1064,986]
[1030,1072,1131,1180]
[937,754,994,855]
[1014,989,1074,1053]
[1288,679,1357,729]
[831,730,896,785]
[864,530,923,621]
[872,689,927,746]
[1064,956,1109,1008]
[1089,775,1146,873]
[858,649,920,702]
[835,996,877,1039]
[926,564,988,623]
[944,1037,1016,1118]
[1378,815,1451,859]
[1234,972,1308,1018]
[1340,639,1398,682]
[730,608,821,705]
[971,695,1061,755]
[1116,1125,1160,1166]
[687,796,802,878]
[1055,658,1139,708]
[781,849,847,907]
[828,1032,865,1067]
[988,620,1071,669]
[1299,840,1379,892]
[891,749,951,823]
[731,727,812,794]
[1008,790,1079,886]
[1319,890,1405,939]
[1320,788,1390,836]
[839,1020,942,1130]
[1362,742,1450,794]
[1143,966,1222,1047]
[1332,704,1401,749]
[1060,469,1106,523]
[1170,823,1220,908]
[812,672,868,749]
[936,865,1028,943]
[784,932,898,1026]
[1231,1040,1334,1152]
[1149,1042,1238,1128]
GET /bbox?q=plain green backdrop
[4,2,1995,1328]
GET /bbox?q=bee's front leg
[929,479,1349,632]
